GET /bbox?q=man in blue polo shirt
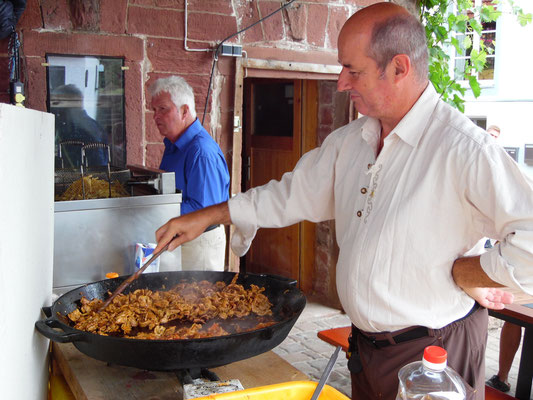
[150,76,229,271]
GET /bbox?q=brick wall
[313,80,352,308]
[1,0,379,166]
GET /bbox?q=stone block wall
[0,0,378,167]
[313,80,352,308]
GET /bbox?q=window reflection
[47,55,125,170]
[52,84,108,167]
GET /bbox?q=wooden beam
[300,80,318,294]
[228,57,245,272]
[242,58,341,75]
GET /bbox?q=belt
[355,302,480,349]
[204,224,220,233]
[357,325,430,349]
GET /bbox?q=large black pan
[35,271,306,371]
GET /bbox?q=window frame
[450,0,498,88]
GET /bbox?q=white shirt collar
[392,83,439,148]
[360,83,440,151]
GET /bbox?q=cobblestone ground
[273,303,527,399]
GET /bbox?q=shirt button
[367,163,373,169]
[356,211,362,217]
[361,187,367,194]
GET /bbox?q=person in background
[483,122,531,393]
[487,125,501,139]
[153,4,533,399]
[150,76,229,271]
[51,84,108,168]
[486,319,523,393]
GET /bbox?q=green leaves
[469,49,486,71]
[418,0,530,112]
[480,6,501,22]
[467,75,481,97]
[517,12,532,26]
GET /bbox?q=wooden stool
[317,326,350,353]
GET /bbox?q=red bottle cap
[423,346,447,364]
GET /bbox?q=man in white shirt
[154,3,533,399]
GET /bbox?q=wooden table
[52,342,307,400]
[488,289,533,400]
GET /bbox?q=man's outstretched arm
[154,202,231,253]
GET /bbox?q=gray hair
[367,14,429,83]
[149,76,197,119]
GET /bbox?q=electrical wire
[201,0,297,125]
[184,0,210,52]
[8,28,20,82]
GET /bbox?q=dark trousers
[349,304,488,400]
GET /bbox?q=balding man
[154,4,533,399]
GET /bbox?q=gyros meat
[67,275,275,340]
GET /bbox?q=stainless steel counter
[53,193,182,296]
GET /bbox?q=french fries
[58,175,128,201]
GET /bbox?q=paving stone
[302,339,337,354]
[276,341,307,353]
[280,337,296,346]
[298,331,324,341]
[309,358,330,371]
[296,321,323,331]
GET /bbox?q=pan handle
[258,273,297,287]
[35,319,87,343]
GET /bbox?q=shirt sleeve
[229,131,343,256]
[465,142,533,294]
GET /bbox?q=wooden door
[243,79,316,285]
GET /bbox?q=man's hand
[452,256,514,310]
[154,202,231,253]
[460,287,514,310]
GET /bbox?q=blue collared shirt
[159,119,230,215]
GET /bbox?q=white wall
[464,0,533,179]
[0,104,55,400]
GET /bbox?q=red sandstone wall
[313,80,352,308]
[0,0,378,167]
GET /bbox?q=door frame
[229,58,340,292]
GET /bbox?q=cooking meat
[67,275,274,340]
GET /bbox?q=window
[46,55,126,169]
[252,81,294,137]
[469,117,487,129]
[452,0,497,83]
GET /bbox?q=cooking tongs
[98,242,170,312]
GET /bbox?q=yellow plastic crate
[192,380,349,400]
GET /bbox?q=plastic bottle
[396,345,467,400]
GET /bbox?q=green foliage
[418,0,532,111]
